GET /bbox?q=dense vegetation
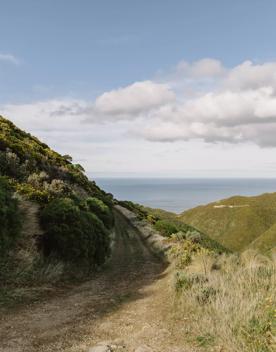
[0,116,114,302]
[179,193,276,253]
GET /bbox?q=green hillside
[179,193,276,253]
[0,115,114,301]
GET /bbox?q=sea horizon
[95,177,276,213]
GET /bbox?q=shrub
[171,231,186,240]
[43,179,71,197]
[186,229,202,243]
[40,198,110,266]
[15,182,49,203]
[27,171,49,188]
[154,220,178,237]
[0,149,28,181]
[83,197,114,229]
[169,240,203,268]
[0,177,21,257]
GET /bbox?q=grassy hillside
[0,115,114,303]
[179,193,276,253]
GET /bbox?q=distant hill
[179,192,276,253]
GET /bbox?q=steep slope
[0,116,110,202]
[0,116,114,299]
[179,192,276,252]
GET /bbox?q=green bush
[83,197,114,229]
[0,177,21,257]
[40,198,110,266]
[154,219,178,237]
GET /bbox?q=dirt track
[0,211,194,352]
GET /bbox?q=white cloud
[4,59,276,148]
[94,80,175,115]
[224,60,276,90]
[133,60,276,147]
[175,58,226,78]
[0,53,19,65]
[140,87,276,146]
[3,58,276,177]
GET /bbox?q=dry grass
[172,247,276,351]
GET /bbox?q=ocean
[94,178,276,214]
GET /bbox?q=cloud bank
[2,59,276,148]
[90,59,276,147]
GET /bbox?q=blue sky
[1,0,276,102]
[2,1,276,177]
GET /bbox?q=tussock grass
[172,247,276,351]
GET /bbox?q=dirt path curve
[0,211,193,352]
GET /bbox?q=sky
[1,0,276,177]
